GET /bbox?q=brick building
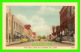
[59,6,75,33]
[24,25,32,38]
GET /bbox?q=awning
[14,31,22,34]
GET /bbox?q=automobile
[51,35,57,41]
[19,38,28,43]
[27,38,31,42]
[55,36,62,42]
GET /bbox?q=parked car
[55,36,62,42]
[27,38,31,42]
[29,38,34,41]
[19,38,28,43]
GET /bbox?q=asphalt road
[8,39,74,47]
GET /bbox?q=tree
[41,35,46,39]
[37,36,41,39]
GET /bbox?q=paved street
[8,39,74,47]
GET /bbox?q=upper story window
[67,8,70,18]
[71,6,75,15]
[73,6,75,14]
[9,19,11,26]
[14,22,15,29]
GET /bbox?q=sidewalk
[6,41,20,46]
[62,41,75,45]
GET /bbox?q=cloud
[16,14,45,25]
[31,15,52,36]
[30,15,46,25]
[37,6,59,15]
[16,14,52,36]
[16,14,29,24]
[32,25,52,36]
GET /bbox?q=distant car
[19,38,28,43]
[27,38,31,42]
[51,35,56,41]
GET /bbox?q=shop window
[9,33,10,42]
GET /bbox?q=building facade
[6,8,13,42]
[52,25,56,35]
[12,15,24,41]
[56,26,60,35]
[6,8,24,43]
[59,6,75,33]
[32,32,36,38]
[23,28,29,36]
[59,6,75,42]
[24,25,32,38]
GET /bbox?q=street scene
[8,39,74,47]
[6,5,75,48]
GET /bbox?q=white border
[3,3,78,50]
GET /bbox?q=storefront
[12,31,23,42]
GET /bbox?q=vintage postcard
[3,3,78,49]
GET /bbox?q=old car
[19,38,28,43]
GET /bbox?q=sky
[7,6,62,36]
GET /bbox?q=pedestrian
[60,31,63,42]
[62,30,64,36]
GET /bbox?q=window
[17,24,18,30]
[73,6,75,14]
[9,33,10,42]
[67,9,70,18]
[9,19,10,26]
[16,23,17,30]
[14,22,15,29]
[71,6,74,15]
